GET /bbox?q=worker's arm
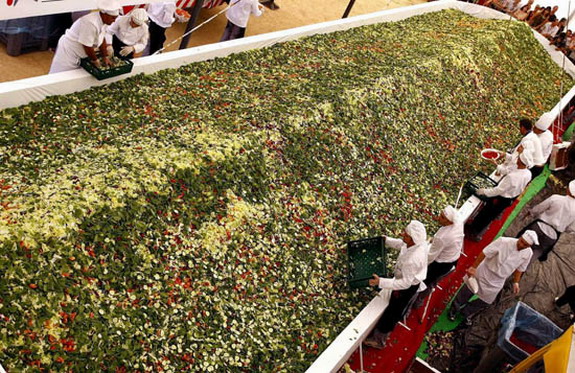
[99,39,112,66]
[83,45,100,66]
[466,252,485,277]
[384,236,405,251]
[529,196,553,218]
[512,270,523,294]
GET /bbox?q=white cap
[569,180,575,196]
[130,8,148,25]
[442,205,458,223]
[535,112,554,131]
[98,0,120,16]
[405,220,427,245]
[521,230,539,246]
[519,150,534,169]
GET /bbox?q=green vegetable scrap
[0,9,571,372]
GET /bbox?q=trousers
[376,284,419,333]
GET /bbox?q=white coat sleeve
[378,262,417,291]
[251,0,263,16]
[77,22,100,47]
[162,4,177,26]
[427,236,442,264]
[482,241,499,258]
[529,196,553,218]
[133,26,149,53]
[482,175,511,198]
[384,236,405,250]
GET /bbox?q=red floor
[348,200,519,373]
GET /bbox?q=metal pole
[179,0,205,50]
[342,0,357,19]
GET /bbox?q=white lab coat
[499,132,545,174]
[482,168,531,199]
[537,130,553,163]
[227,0,262,28]
[106,15,149,53]
[475,237,532,304]
[530,194,575,239]
[148,1,176,28]
[50,12,108,74]
[378,236,429,292]
[427,222,464,264]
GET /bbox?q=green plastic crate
[347,236,387,289]
[464,171,498,201]
[80,56,133,81]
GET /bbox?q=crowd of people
[49,0,266,74]
[473,0,575,62]
[364,115,575,349]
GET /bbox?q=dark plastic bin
[80,57,133,81]
[464,171,498,201]
[497,301,563,363]
[347,236,387,289]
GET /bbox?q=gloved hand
[120,46,135,57]
[106,45,114,57]
[91,58,101,68]
[476,188,486,196]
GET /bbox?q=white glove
[119,46,135,57]
[106,45,114,56]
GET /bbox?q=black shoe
[539,253,548,262]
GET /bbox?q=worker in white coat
[49,0,120,74]
[147,1,177,55]
[517,179,575,262]
[497,118,544,177]
[448,230,537,325]
[106,8,149,60]
[221,0,264,41]
[532,112,555,178]
[466,151,533,241]
[364,220,429,349]
[414,206,464,307]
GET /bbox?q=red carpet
[347,200,519,373]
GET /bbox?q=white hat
[569,180,575,196]
[521,230,539,246]
[535,112,554,131]
[442,205,458,223]
[519,150,534,169]
[405,220,427,245]
[130,8,148,25]
[98,0,120,16]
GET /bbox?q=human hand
[107,46,114,56]
[102,56,112,67]
[91,58,101,68]
[476,188,486,196]
[466,267,477,277]
[513,282,520,294]
[369,274,380,287]
[120,46,135,57]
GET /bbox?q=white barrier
[2,0,573,111]
[0,1,573,372]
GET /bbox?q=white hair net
[521,230,539,246]
[98,0,120,16]
[405,220,427,245]
[130,8,148,25]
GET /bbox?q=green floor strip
[416,167,550,360]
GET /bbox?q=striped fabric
[123,1,226,14]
